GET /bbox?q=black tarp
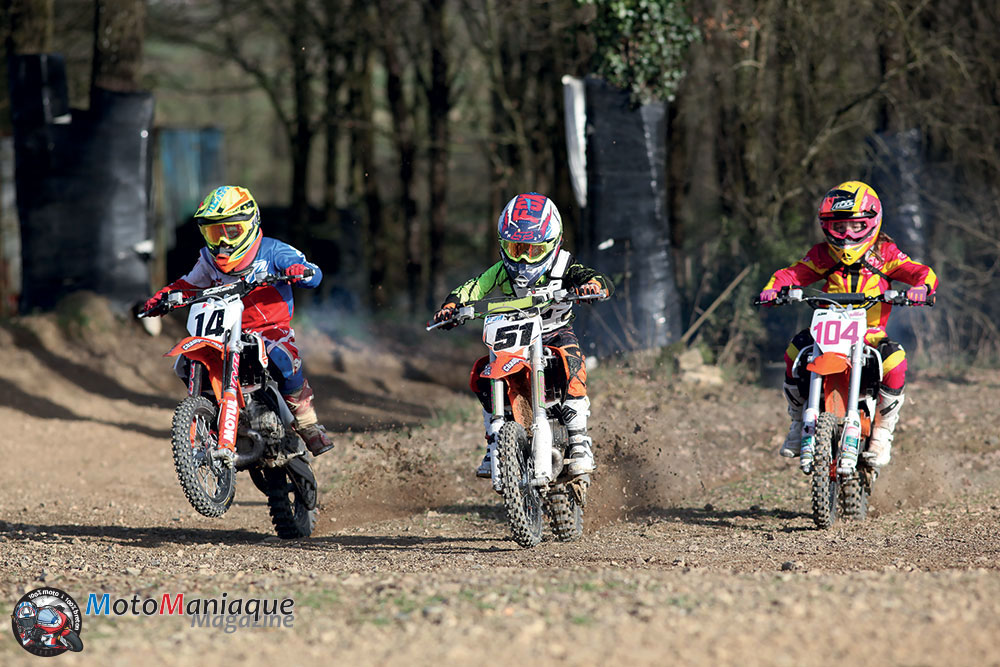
[571,77,683,357]
[10,54,153,313]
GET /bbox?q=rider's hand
[434,303,457,326]
[906,285,929,303]
[284,264,309,282]
[758,288,778,305]
[574,280,604,298]
[142,287,170,314]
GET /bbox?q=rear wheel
[171,396,235,517]
[260,467,317,539]
[811,412,840,529]
[496,421,543,547]
[548,489,583,542]
[843,467,872,520]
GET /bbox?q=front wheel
[496,421,544,547]
[810,412,840,529]
[171,396,235,517]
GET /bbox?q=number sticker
[492,323,535,351]
[483,314,541,353]
[810,309,865,355]
[186,301,237,342]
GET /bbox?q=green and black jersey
[442,250,614,333]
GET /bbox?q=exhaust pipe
[234,430,266,470]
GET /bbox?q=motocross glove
[758,288,778,304]
[434,303,457,321]
[142,286,171,314]
[906,284,929,303]
[284,264,309,282]
[574,280,604,297]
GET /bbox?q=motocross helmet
[817,180,882,265]
[194,185,263,275]
[497,192,563,287]
[15,601,38,631]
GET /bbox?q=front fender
[165,337,229,405]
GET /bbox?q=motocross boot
[564,396,596,476]
[476,409,502,478]
[864,390,904,467]
[779,379,805,458]
[283,379,334,456]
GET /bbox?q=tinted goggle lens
[200,221,250,247]
[502,239,554,263]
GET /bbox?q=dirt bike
[138,272,318,538]
[427,288,602,547]
[756,286,933,528]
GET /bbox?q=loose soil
[1,301,998,666]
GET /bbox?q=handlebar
[426,289,606,331]
[753,285,935,310]
[138,269,314,319]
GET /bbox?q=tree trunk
[381,18,421,313]
[91,0,144,96]
[288,0,312,247]
[424,0,449,310]
[352,45,385,308]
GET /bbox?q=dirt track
[1,303,999,666]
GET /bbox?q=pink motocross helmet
[817,180,883,265]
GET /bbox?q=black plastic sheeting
[10,54,153,313]
[571,77,683,358]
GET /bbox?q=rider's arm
[442,262,505,307]
[565,262,615,297]
[272,241,323,288]
[763,243,830,290]
[881,242,938,293]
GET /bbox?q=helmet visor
[199,219,253,248]
[501,239,557,263]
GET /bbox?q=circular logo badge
[10,588,84,657]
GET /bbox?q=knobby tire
[548,489,583,542]
[497,421,544,547]
[811,412,840,529]
[171,396,235,517]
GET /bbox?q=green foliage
[578,0,700,104]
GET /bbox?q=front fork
[837,339,865,474]
[799,341,865,475]
[215,327,244,462]
[488,336,554,489]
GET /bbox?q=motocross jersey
[168,237,322,332]
[443,250,614,334]
[764,240,938,335]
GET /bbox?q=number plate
[483,314,541,355]
[810,308,866,355]
[186,301,239,342]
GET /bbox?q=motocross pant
[784,327,906,393]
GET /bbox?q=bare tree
[91,0,144,96]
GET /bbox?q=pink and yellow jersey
[764,241,938,337]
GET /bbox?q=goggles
[199,217,254,248]
[501,238,557,263]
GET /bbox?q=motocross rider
[141,185,334,457]
[432,192,614,479]
[759,180,938,468]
